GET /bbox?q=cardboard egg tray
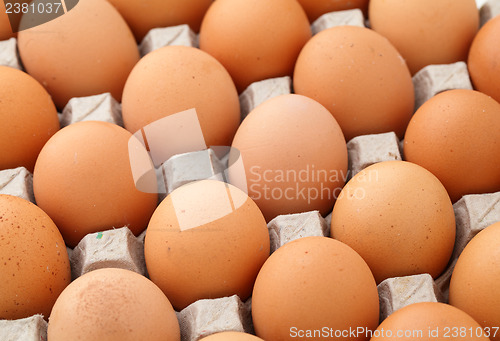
[1,2,500,340]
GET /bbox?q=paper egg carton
[2,5,500,341]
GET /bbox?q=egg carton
[480,0,500,26]
[0,38,22,70]
[0,315,47,341]
[139,24,198,56]
[311,8,365,35]
[412,61,473,111]
[2,5,499,339]
[59,92,123,127]
[0,167,35,203]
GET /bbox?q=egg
[228,94,348,221]
[468,15,500,104]
[199,0,311,92]
[0,1,14,40]
[0,194,71,320]
[331,161,456,284]
[0,66,59,172]
[450,221,500,341]
[122,46,240,148]
[293,26,414,141]
[296,0,369,22]
[404,89,500,203]
[47,268,180,341]
[370,302,490,341]
[144,180,270,310]
[200,332,264,341]
[106,0,213,41]
[33,121,158,248]
[17,0,140,109]
[369,0,479,75]
[252,236,379,341]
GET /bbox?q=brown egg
[33,121,157,248]
[0,66,59,172]
[200,332,264,341]
[17,0,139,109]
[228,94,348,221]
[297,0,369,22]
[122,46,240,148]
[145,180,270,310]
[468,15,500,104]
[369,0,479,75]
[252,237,379,341]
[370,302,490,341]
[450,221,500,341]
[106,0,212,40]
[404,89,500,203]
[331,161,456,284]
[199,0,311,92]
[0,1,14,40]
[293,26,414,141]
[48,268,180,341]
[0,194,71,320]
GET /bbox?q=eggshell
[106,0,212,40]
[200,332,264,341]
[371,302,490,341]
[450,221,500,341]
[331,161,456,284]
[0,66,59,172]
[404,89,500,203]
[297,0,369,22]
[122,46,240,148]
[0,194,71,320]
[0,1,14,40]
[468,15,500,104]
[228,94,348,221]
[47,268,180,341]
[17,0,140,109]
[144,180,270,310]
[369,0,479,74]
[199,0,311,92]
[33,121,157,248]
[252,236,379,341]
[293,26,414,141]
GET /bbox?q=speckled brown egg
[228,94,348,222]
[331,161,456,284]
[0,66,59,172]
[252,237,379,341]
[371,302,490,341]
[468,15,500,104]
[369,0,479,74]
[106,0,213,41]
[33,121,158,248]
[450,221,500,341]
[199,0,311,92]
[404,89,500,203]
[18,0,140,109]
[0,194,71,320]
[145,180,270,310]
[294,25,414,141]
[48,268,180,341]
[297,0,369,22]
[122,45,240,148]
